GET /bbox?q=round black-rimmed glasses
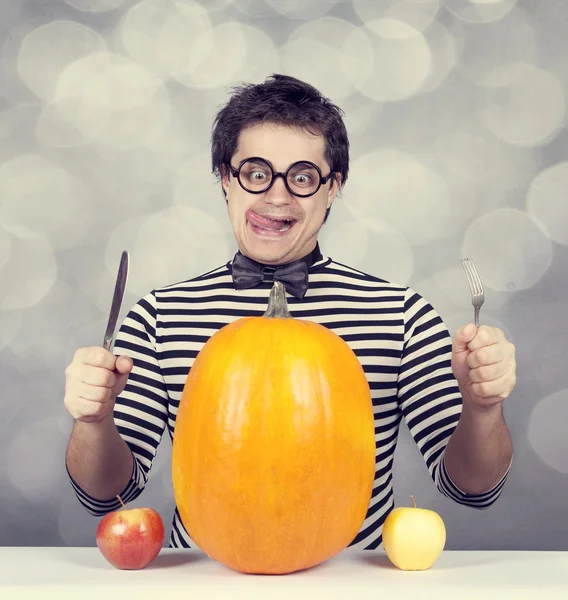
[227,157,334,198]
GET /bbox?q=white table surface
[1,547,567,600]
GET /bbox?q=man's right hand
[64,347,133,423]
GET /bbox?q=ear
[221,165,231,196]
[327,173,342,209]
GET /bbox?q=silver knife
[103,250,130,351]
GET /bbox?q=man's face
[222,123,340,265]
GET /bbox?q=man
[64,74,515,550]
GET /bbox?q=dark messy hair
[211,74,350,213]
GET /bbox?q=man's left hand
[451,324,516,409]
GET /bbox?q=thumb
[112,355,133,398]
[452,323,477,355]
[451,323,476,385]
[115,355,133,375]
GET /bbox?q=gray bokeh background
[1,0,567,550]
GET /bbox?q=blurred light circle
[75,249,139,315]
[35,101,92,148]
[0,231,57,310]
[48,53,128,143]
[317,216,414,286]
[267,0,339,19]
[232,0,277,18]
[361,218,414,285]
[345,150,450,246]
[0,155,94,250]
[528,390,568,474]
[526,162,568,245]
[0,226,11,270]
[65,0,127,11]
[17,21,106,101]
[354,19,432,102]
[421,21,457,92]
[172,153,233,233]
[107,86,206,174]
[50,52,171,150]
[284,18,373,103]
[444,0,518,23]
[463,208,553,292]
[341,94,382,136]
[106,206,230,297]
[455,6,537,87]
[415,267,512,323]
[6,417,68,502]
[176,22,249,89]
[225,24,280,86]
[119,0,212,77]
[0,306,22,352]
[478,63,565,147]
[431,128,538,205]
[202,0,234,9]
[65,315,108,361]
[353,0,441,31]
[96,84,171,151]
[61,53,163,111]
[419,151,478,233]
[415,268,474,322]
[0,26,39,104]
[143,99,204,174]
[319,220,369,268]
[95,146,172,185]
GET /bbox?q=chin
[241,241,294,265]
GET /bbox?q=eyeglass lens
[238,158,322,196]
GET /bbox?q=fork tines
[461,257,484,298]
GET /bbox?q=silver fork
[461,257,485,327]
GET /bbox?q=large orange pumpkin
[171,281,376,574]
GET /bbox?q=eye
[251,170,267,181]
[295,173,308,183]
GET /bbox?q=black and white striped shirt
[69,252,509,549]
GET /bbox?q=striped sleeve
[69,291,170,516]
[397,288,509,508]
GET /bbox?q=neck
[239,243,322,269]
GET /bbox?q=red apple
[96,496,165,570]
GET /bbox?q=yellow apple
[382,495,446,571]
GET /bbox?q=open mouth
[246,210,298,234]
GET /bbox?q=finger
[70,398,113,422]
[75,346,117,370]
[74,382,113,403]
[79,366,117,389]
[466,344,504,369]
[466,325,503,352]
[115,355,133,375]
[469,378,512,400]
[452,323,477,354]
[468,362,508,383]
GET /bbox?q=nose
[263,174,292,206]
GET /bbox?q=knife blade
[102,250,130,351]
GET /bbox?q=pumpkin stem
[410,495,416,509]
[263,281,291,319]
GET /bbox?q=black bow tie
[231,245,322,299]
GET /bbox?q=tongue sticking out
[247,210,294,231]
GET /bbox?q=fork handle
[474,307,480,327]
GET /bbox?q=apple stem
[116,494,126,509]
[410,495,416,509]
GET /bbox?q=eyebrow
[246,158,271,167]
[241,157,322,171]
